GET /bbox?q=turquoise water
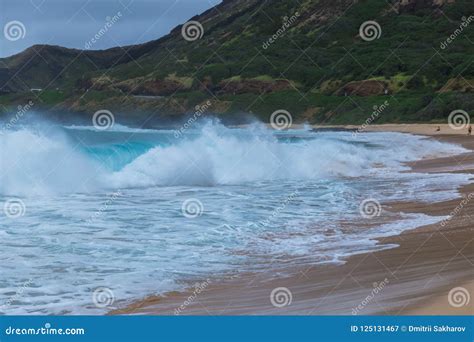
[0,120,470,314]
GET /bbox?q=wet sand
[314,123,473,137]
[112,130,474,316]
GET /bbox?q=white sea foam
[1,121,468,195]
[108,122,468,188]
[0,128,105,196]
[64,123,159,133]
[0,120,471,314]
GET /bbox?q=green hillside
[0,0,473,124]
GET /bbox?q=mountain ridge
[0,0,472,125]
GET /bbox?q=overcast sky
[0,0,221,57]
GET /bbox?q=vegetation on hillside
[0,0,472,125]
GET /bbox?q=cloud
[0,0,221,57]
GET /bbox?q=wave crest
[1,121,468,194]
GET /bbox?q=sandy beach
[111,125,473,316]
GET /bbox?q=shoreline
[235,123,473,137]
[314,123,473,137]
[111,129,474,316]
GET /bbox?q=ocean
[0,119,469,314]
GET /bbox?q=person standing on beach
[469,126,472,136]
